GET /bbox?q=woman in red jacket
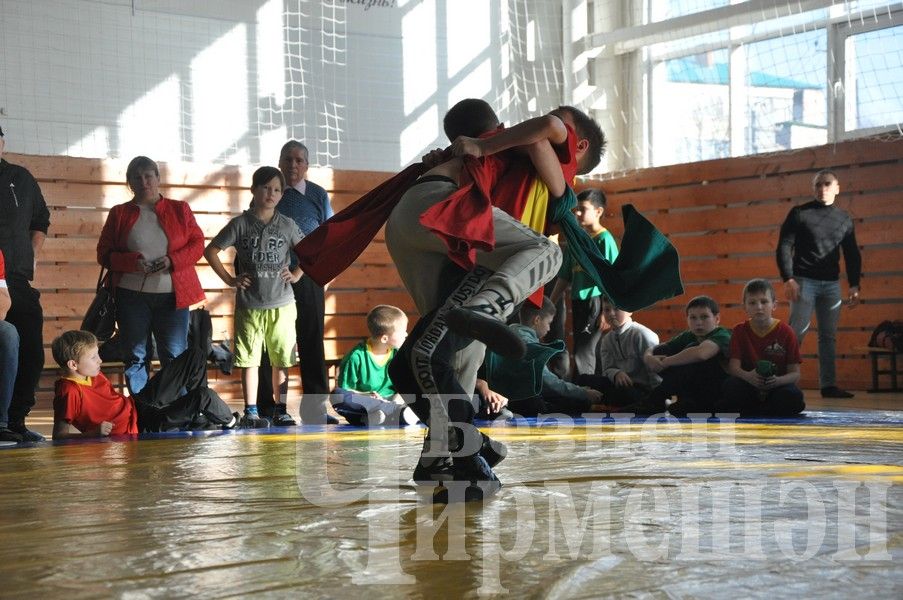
[97,156,206,395]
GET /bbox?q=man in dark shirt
[0,125,51,440]
[776,169,862,398]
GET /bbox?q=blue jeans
[0,320,19,427]
[788,277,842,389]
[116,288,189,395]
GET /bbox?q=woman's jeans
[116,288,189,395]
[788,277,842,389]
[0,320,19,427]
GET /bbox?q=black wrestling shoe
[821,386,854,398]
[413,456,455,483]
[432,454,502,504]
[480,432,506,468]
[446,307,526,359]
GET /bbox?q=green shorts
[233,304,298,368]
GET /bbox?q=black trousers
[653,358,728,416]
[134,341,233,432]
[718,376,805,417]
[257,275,329,418]
[5,281,44,425]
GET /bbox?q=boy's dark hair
[444,98,500,141]
[279,140,308,161]
[812,168,838,184]
[125,156,160,190]
[251,166,286,191]
[519,296,556,325]
[685,295,720,315]
[554,105,606,174]
[367,305,406,337]
[576,188,607,210]
[742,279,776,302]
[52,330,98,370]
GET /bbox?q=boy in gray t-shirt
[205,166,304,427]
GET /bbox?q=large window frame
[583,0,903,169]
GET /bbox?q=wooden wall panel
[581,136,903,390]
[11,135,903,402]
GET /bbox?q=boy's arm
[452,114,569,158]
[204,243,247,289]
[475,378,508,413]
[452,114,569,197]
[772,363,801,387]
[728,357,761,388]
[660,340,720,368]
[52,417,112,440]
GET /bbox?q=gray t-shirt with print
[211,210,304,310]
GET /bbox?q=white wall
[0,0,566,171]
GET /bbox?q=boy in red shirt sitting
[52,329,239,439]
[719,279,805,417]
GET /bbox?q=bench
[854,346,902,393]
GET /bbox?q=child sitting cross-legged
[482,297,603,417]
[642,295,732,417]
[576,295,661,413]
[332,305,419,426]
[718,278,805,417]
[52,329,239,439]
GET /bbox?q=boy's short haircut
[576,188,607,210]
[367,305,406,337]
[554,105,606,174]
[519,296,556,325]
[813,168,838,183]
[279,140,308,161]
[742,279,776,302]
[443,98,500,141]
[685,295,720,315]
[251,165,286,190]
[52,330,98,369]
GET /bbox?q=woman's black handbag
[81,267,117,341]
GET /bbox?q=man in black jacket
[0,125,50,441]
[776,169,862,399]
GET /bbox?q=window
[840,24,903,134]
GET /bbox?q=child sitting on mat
[718,278,805,417]
[52,329,241,439]
[331,305,418,426]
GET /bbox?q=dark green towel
[484,340,565,401]
[550,189,684,311]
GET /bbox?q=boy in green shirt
[551,189,619,376]
[332,305,418,426]
[642,295,732,416]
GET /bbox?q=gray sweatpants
[385,178,562,397]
